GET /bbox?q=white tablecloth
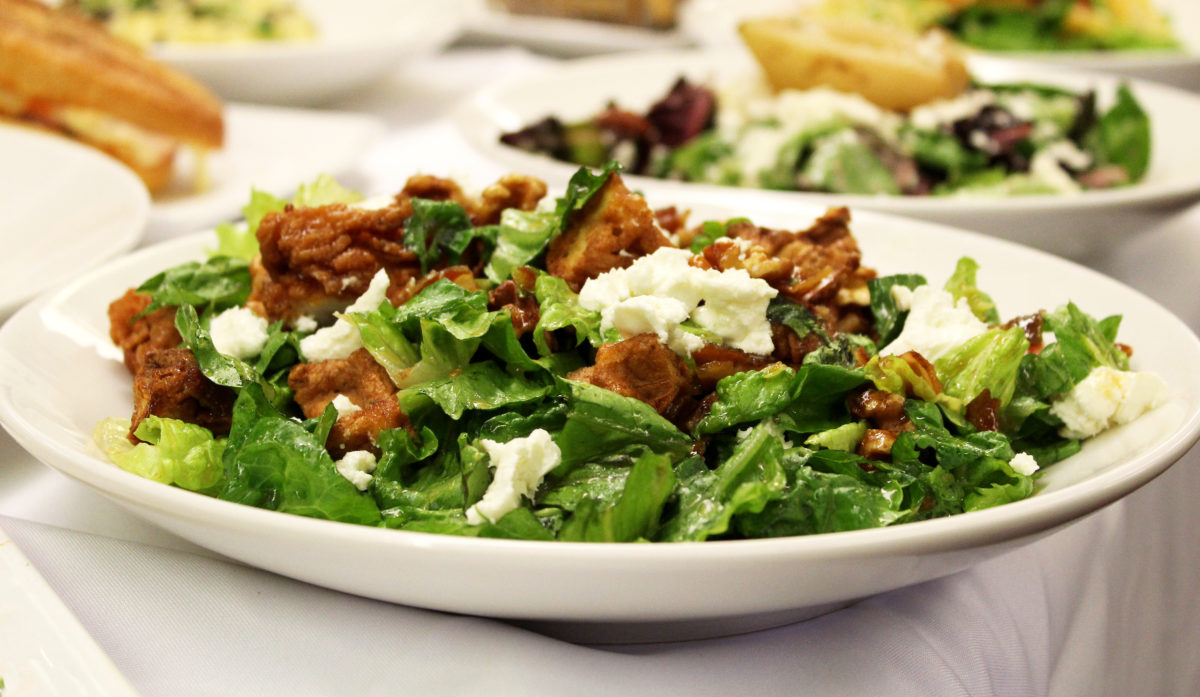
[3,46,1200,697]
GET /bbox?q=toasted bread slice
[738,15,970,112]
[0,0,223,192]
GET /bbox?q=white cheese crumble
[882,285,989,362]
[1027,140,1093,194]
[330,394,361,418]
[209,306,269,359]
[1050,366,1168,440]
[909,90,996,131]
[578,247,778,356]
[293,315,318,333]
[466,429,562,525]
[334,450,377,492]
[1009,452,1040,477]
[299,269,390,362]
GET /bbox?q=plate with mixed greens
[457,49,1200,258]
[680,0,1200,90]
[0,169,1196,641]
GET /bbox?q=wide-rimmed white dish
[0,124,147,319]
[0,521,142,696]
[455,48,1200,259]
[679,0,1200,90]
[149,0,467,105]
[0,195,1197,643]
[148,103,383,239]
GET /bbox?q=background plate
[0,124,147,319]
[678,0,1200,90]
[455,48,1200,259]
[151,0,468,105]
[0,195,1197,643]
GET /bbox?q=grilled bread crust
[0,0,222,148]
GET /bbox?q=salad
[96,166,1166,543]
[500,77,1151,197]
[65,0,317,45]
[811,0,1180,53]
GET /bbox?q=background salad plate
[455,48,1200,260]
[147,103,384,240]
[678,0,1200,90]
[149,0,468,106]
[0,197,1197,643]
[0,123,148,319]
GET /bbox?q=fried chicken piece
[546,173,671,291]
[130,348,235,441]
[288,348,409,458]
[401,173,548,226]
[727,207,863,308]
[567,333,696,421]
[108,289,182,375]
[247,199,421,324]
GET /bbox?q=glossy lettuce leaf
[482,208,559,283]
[1088,84,1151,181]
[943,257,1000,324]
[95,416,225,493]
[531,272,610,355]
[404,198,477,274]
[552,449,677,543]
[658,419,788,541]
[555,378,691,466]
[935,326,1029,407]
[136,256,251,317]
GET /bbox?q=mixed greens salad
[97,167,1164,543]
[500,77,1151,197]
[812,0,1180,53]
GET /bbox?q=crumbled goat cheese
[331,394,361,418]
[882,285,989,361]
[293,315,318,333]
[299,269,390,362]
[1050,366,1168,439]
[209,306,269,359]
[466,429,562,525]
[335,450,378,491]
[1009,452,1040,476]
[578,246,778,355]
[909,90,996,131]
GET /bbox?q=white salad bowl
[679,0,1200,90]
[150,0,468,105]
[454,48,1200,260]
[0,194,1197,643]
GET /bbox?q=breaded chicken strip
[567,333,696,422]
[130,347,236,441]
[108,288,182,374]
[288,348,410,458]
[546,173,670,292]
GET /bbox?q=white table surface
[3,45,1200,697]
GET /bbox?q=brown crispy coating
[108,288,182,375]
[247,199,420,323]
[288,348,409,458]
[130,347,235,441]
[546,173,670,291]
[568,334,696,421]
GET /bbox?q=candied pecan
[488,280,540,338]
[857,429,897,461]
[690,344,773,391]
[847,388,910,432]
[965,390,1000,432]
